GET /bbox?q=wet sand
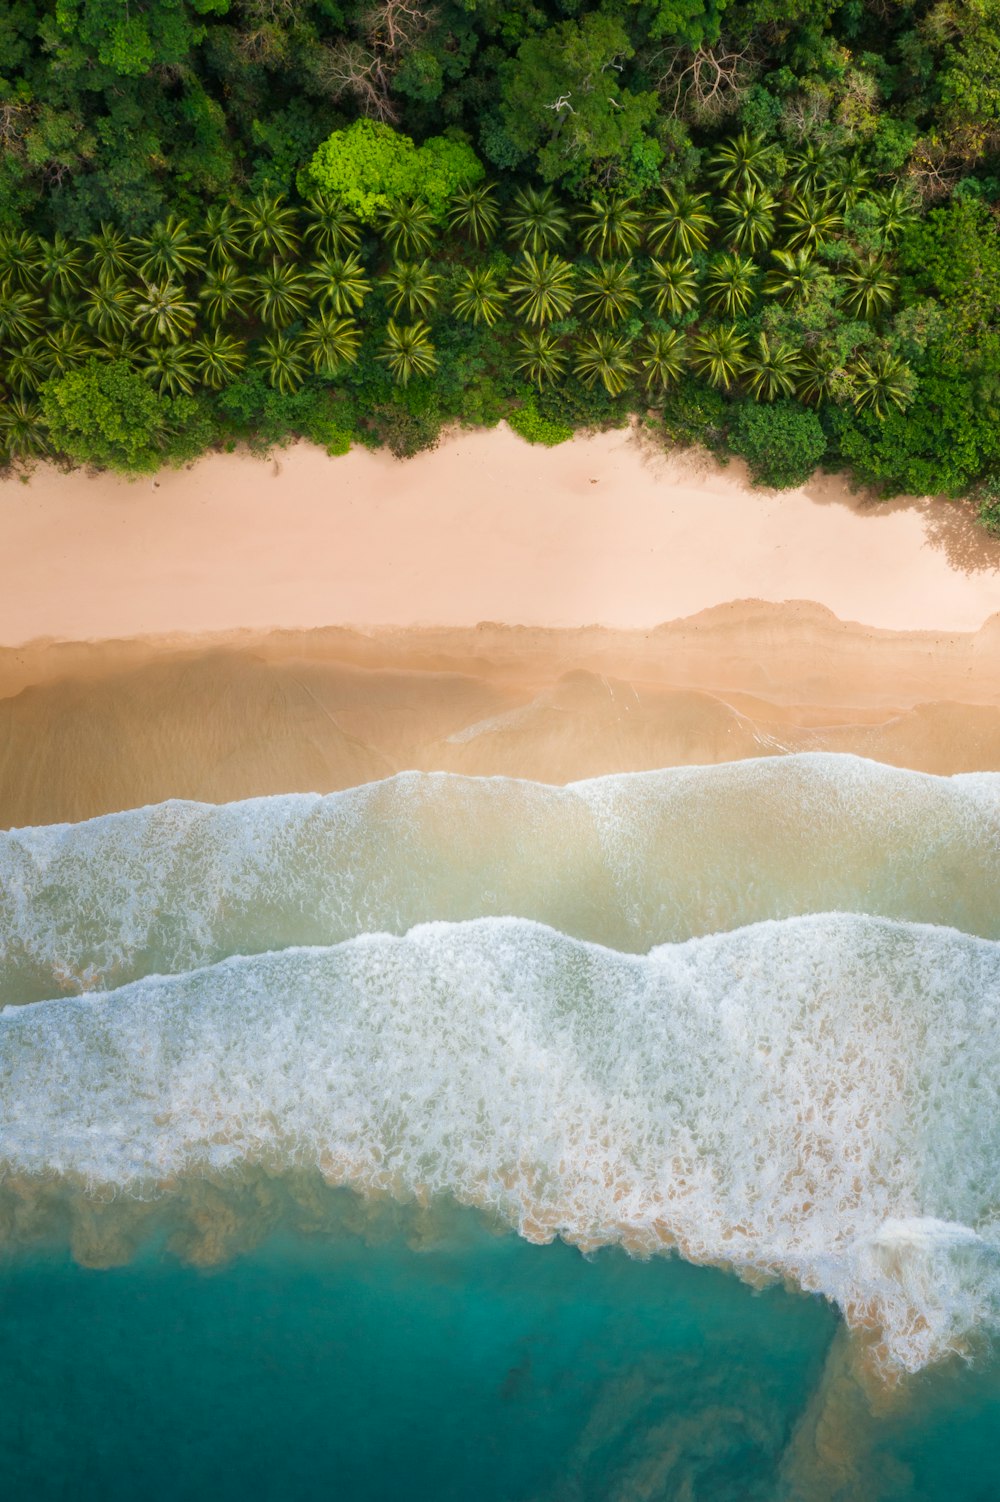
[3,603,1000,827]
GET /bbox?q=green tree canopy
[41,358,174,472]
[302,121,484,224]
[498,13,660,188]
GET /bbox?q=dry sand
[2,428,1000,824]
[2,425,999,644]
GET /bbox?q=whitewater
[2,754,999,1381]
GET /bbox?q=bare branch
[653,41,758,125]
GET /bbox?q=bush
[975,475,1000,535]
[730,400,827,489]
[302,120,483,222]
[660,378,728,449]
[507,398,574,447]
[41,359,172,473]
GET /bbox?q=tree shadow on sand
[802,471,1000,578]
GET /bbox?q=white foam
[2,755,999,1005]
[2,912,998,1374]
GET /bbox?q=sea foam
[3,913,998,1375]
[2,754,998,1004]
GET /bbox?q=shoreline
[3,602,1000,828]
[2,426,999,647]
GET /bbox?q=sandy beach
[2,428,1000,825]
[2,425,999,644]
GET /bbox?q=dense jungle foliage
[2,0,1000,513]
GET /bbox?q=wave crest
[3,912,998,1375]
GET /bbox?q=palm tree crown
[507,252,575,325]
[573,329,636,396]
[704,252,758,318]
[576,196,644,259]
[447,184,500,247]
[451,265,507,326]
[505,186,570,254]
[513,329,567,388]
[379,319,438,385]
[380,259,442,318]
[575,260,640,324]
[379,200,437,259]
[311,252,371,315]
[647,187,715,257]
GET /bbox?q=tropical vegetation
[1,0,1000,516]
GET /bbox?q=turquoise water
[2,757,999,1498]
[2,1210,998,1501]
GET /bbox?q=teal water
[1,1210,998,1501]
[2,758,999,1499]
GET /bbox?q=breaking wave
[2,754,998,1005]
[3,912,998,1376]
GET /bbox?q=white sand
[1,426,998,646]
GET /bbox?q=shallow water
[1,753,998,1498]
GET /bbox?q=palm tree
[645,257,699,319]
[379,259,442,318]
[783,192,843,250]
[786,141,834,195]
[256,331,308,393]
[135,215,202,282]
[849,351,914,416]
[841,254,896,319]
[203,204,244,265]
[39,323,95,377]
[504,186,570,253]
[300,312,362,375]
[742,332,803,400]
[0,397,47,461]
[708,132,774,191]
[762,247,824,304]
[250,260,311,327]
[141,343,198,396]
[311,252,371,315]
[573,330,636,396]
[447,183,500,247]
[704,252,758,318]
[575,260,639,324]
[647,187,715,257]
[871,184,918,244]
[379,199,437,259]
[0,230,40,290]
[133,279,197,343]
[513,329,567,388]
[689,324,748,389]
[241,193,300,260]
[198,262,253,326]
[190,331,247,389]
[830,156,872,210]
[576,196,644,259]
[83,276,135,339]
[85,224,135,282]
[36,234,86,294]
[507,252,575,325]
[3,344,50,395]
[379,319,438,385]
[451,265,507,326]
[797,348,842,406]
[0,287,44,346]
[719,185,777,255]
[304,194,363,255]
[640,329,686,392]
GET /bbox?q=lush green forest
[2,0,1000,517]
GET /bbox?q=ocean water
[2,754,999,1499]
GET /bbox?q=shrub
[41,359,171,474]
[302,120,483,222]
[730,399,827,489]
[507,397,574,447]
